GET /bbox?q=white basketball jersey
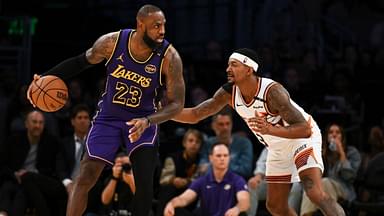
[232,77,315,147]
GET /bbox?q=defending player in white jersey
[173,48,345,216]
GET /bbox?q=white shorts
[265,123,324,183]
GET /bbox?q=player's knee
[76,161,102,187]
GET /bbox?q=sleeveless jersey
[94,29,170,121]
[232,77,314,147]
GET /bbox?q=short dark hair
[209,142,230,155]
[182,128,203,145]
[70,104,90,119]
[212,107,232,122]
[137,4,162,19]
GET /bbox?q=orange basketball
[29,75,68,112]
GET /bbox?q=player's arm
[265,84,311,138]
[27,32,118,105]
[42,31,118,79]
[164,189,197,216]
[173,87,231,124]
[146,46,185,125]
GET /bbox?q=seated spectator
[247,147,303,216]
[156,128,203,216]
[199,109,253,179]
[164,142,250,216]
[0,110,66,216]
[300,122,361,216]
[355,126,384,215]
[101,151,135,216]
[358,126,384,179]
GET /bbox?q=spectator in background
[300,122,361,216]
[0,110,66,216]
[164,142,250,216]
[198,109,253,179]
[156,128,203,216]
[101,152,135,216]
[281,65,312,110]
[356,126,384,203]
[359,126,384,173]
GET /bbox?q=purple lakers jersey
[94,29,170,121]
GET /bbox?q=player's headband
[229,52,259,72]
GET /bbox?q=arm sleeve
[42,53,93,80]
[221,82,234,94]
[189,176,203,197]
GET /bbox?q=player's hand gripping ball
[27,75,68,112]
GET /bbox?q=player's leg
[67,121,120,216]
[130,146,157,216]
[66,154,105,216]
[266,183,297,216]
[299,168,345,216]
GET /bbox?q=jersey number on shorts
[112,82,142,107]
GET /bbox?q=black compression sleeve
[222,82,234,93]
[42,52,93,80]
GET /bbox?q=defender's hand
[126,117,150,142]
[248,111,270,134]
[26,74,41,107]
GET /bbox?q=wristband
[42,52,92,80]
[111,176,119,181]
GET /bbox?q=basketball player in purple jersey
[27,4,185,216]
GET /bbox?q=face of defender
[226,58,253,84]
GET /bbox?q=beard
[143,30,162,50]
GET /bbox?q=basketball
[29,75,68,112]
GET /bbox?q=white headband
[229,52,258,72]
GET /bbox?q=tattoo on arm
[165,49,185,107]
[86,32,118,64]
[149,47,185,125]
[301,175,314,191]
[192,88,230,120]
[267,84,306,125]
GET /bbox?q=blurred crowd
[1,0,384,215]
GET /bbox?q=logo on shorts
[294,144,307,156]
[145,64,157,74]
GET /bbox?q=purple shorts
[85,120,158,165]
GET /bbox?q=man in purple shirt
[164,143,250,216]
